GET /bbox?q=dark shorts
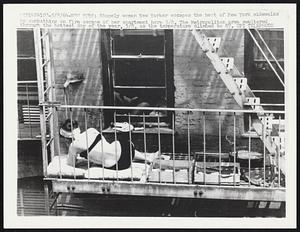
[79,132,135,170]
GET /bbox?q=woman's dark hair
[61,119,79,132]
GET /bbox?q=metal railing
[43,104,285,190]
[17,81,41,139]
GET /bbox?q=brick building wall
[51,29,248,154]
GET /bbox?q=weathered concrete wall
[51,29,103,153]
[173,29,245,137]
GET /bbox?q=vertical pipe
[100,109,105,181]
[143,113,147,177]
[158,113,161,183]
[128,114,133,182]
[218,112,222,185]
[63,88,68,118]
[113,112,119,181]
[248,115,252,187]
[233,112,236,186]
[172,112,176,184]
[203,112,206,185]
[263,116,266,186]
[70,107,76,180]
[44,182,50,215]
[278,115,281,187]
[84,109,90,180]
[55,107,62,179]
[25,84,33,138]
[187,111,191,184]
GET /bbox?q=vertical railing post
[187,111,191,184]
[70,107,76,180]
[143,113,147,177]
[44,182,50,215]
[100,109,105,181]
[233,112,236,186]
[84,108,90,180]
[55,106,62,179]
[248,114,252,187]
[113,111,119,181]
[172,112,176,184]
[157,113,161,183]
[263,115,266,186]
[128,113,133,182]
[218,112,222,185]
[203,112,206,185]
[278,115,281,187]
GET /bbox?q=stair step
[233,77,247,92]
[220,57,234,70]
[244,97,261,110]
[207,37,221,52]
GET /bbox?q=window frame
[101,29,174,128]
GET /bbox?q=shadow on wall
[51,29,103,130]
[173,29,245,136]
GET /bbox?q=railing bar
[17,80,46,84]
[278,115,281,188]
[84,109,90,181]
[70,108,76,180]
[233,112,236,186]
[218,112,221,186]
[113,112,119,181]
[53,104,285,114]
[247,29,285,88]
[114,86,166,89]
[158,114,161,183]
[248,115,252,187]
[63,88,68,118]
[55,107,62,179]
[187,111,191,184]
[111,55,165,59]
[172,112,176,184]
[143,113,147,179]
[263,116,266,186]
[25,84,33,138]
[203,112,206,185]
[251,90,285,93]
[99,109,105,181]
[128,114,133,182]
[254,29,285,75]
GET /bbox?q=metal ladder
[34,28,60,215]
[191,29,285,155]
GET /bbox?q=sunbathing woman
[61,120,168,170]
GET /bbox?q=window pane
[112,35,164,55]
[18,59,37,81]
[17,30,35,57]
[114,59,166,86]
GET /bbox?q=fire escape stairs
[191,29,285,156]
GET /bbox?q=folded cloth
[47,155,86,178]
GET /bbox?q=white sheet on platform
[47,155,150,182]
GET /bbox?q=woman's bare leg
[133,150,170,163]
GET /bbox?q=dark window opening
[101,29,174,128]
